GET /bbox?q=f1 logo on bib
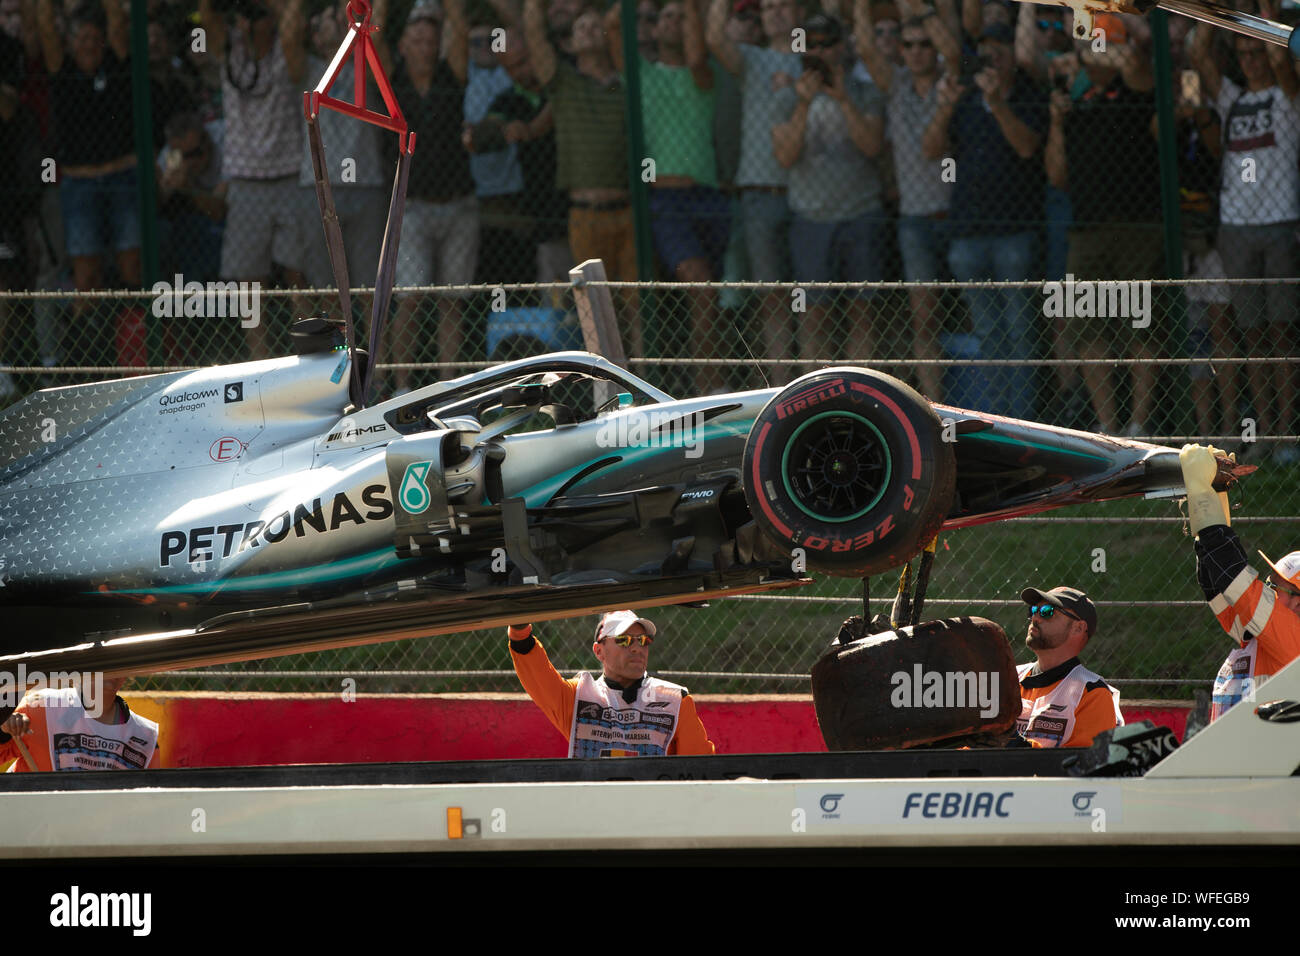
[400,461,433,514]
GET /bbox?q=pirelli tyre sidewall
[743,368,955,577]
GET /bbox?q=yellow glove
[1179,444,1231,535]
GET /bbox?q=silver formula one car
[0,343,1252,674]
[0,0,1256,675]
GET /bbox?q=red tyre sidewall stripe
[849,382,922,480]
[749,421,795,539]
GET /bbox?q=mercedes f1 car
[0,344,1252,674]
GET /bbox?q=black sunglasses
[902,39,932,49]
[1027,604,1080,622]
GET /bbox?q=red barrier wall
[124,693,1189,768]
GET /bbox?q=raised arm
[445,0,470,85]
[854,0,894,93]
[684,0,713,89]
[523,0,557,86]
[836,86,883,157]
[1187,21,1220,102]
[35,0,62,73]
[606,1,624,74]
[961,0,981,38]
[19,0,39,62]
[921,72,960,158]
[485,0,523,30]
[103,0,128,60]
[987,95,1041,158]
[277,0,307,86]
[371,0,394,76]
[919,0,960,74]
[1045,87,1069,189]
[936,0,961,45]
[198,0,228,62]
[1015,2,1044,81]
[772,71,821,166]
[706,0,743,75]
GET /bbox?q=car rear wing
[303,0,415,411]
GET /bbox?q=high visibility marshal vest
[1211,643,1258,722]
[1015,662,1121,748]
[39,688,159,771]
[568,672,685,757]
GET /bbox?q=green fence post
[1152,10,1183,281]
[129,0,161,365]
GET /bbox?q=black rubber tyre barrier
[742,367,955,578]
[811,616,1021,750]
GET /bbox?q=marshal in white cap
[1258,550,1300,593]
[594,609,658,641]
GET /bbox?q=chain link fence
[1,0,1298,696]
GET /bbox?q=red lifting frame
[303,0,415,156]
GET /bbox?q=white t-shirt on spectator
[1216,76,1300,225]
[222,29,302,180]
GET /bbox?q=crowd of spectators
[0,0,1296,457]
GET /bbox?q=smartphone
[1180,69,1202,106]
[801,53,833,86]
[1053,73,1069,94]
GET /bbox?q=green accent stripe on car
[515,419,754,506]
[963,431,1110,463]
[92,547,401,597]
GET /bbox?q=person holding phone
[1044,17,1161,439]
[508,610,716,757]
[922,21,1046,421]
[771,12,886,373]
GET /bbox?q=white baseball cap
[1259,550,1300,593]
[594,610,657,641]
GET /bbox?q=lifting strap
[302,0,416,410]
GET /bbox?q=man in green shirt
[524,0,641,353]
[613,0,730,393]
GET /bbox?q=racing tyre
[811,616,1021,749]
[742,367,955,577]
